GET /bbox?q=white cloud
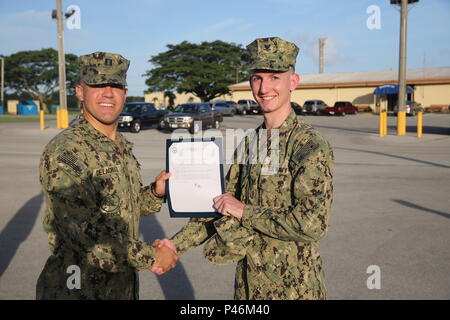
[0,10,55,54]
[292,32,355,70]
[204,19,242,34]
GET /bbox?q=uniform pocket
[92,166,123,216]
[258,169,291,207]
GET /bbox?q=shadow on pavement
[392,199,450,220]
[312,124,377,135]
[335,147,450,169]
[139,214,195,300]
[406,126,450,135]
[0,193,43,278]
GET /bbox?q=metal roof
[229,67,450,90]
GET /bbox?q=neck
[83,112,118,141]
[263,104,292,130]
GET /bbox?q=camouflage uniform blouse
[36,116,164,300]
[171,110,334,300]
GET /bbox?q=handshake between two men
[148,170,246,276]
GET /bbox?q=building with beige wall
[144,91,232,108]
[144,67,450,112]
[228,67,450,113]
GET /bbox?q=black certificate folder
[166,137,224,218]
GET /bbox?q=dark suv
[118,102,167,133]
[159,103,223,134]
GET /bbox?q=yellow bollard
[57,109,61,129]
[383,111,388,136]
[379,112,384,137]
[40,110,45,131]
[417,111,422,138]
[379,111,387,137]
[397,111,406,136]
[61,109,69,129]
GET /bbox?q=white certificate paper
[166,139,224,217]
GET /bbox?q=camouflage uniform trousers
[36,117,164,300]
[172,110,334,299]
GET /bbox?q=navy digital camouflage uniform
[171,37,334,300]
[36,52,164,300]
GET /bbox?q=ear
[75,84,84,102]
[289,73,300,91]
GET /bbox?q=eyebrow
[87,83,126,89]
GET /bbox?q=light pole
[391,0,419,136]
[52,0,75,129]
[0,55,4,110]
[319,37,327,74]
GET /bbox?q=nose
[259,78,271,95]
[102,86,114,97]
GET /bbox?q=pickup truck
[323,101,358,116]
[236,99,261,115]
[159,102,223,134]
[118,102,167,133]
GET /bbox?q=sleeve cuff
[240,204,256,229]
[129,241,156,271]
[141,185,165,205]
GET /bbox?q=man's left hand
[213,193,245,220]
[153,171,171,197]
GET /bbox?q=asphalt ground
[0,112,449,300]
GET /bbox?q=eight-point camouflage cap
[79,52,130,86]
[247,37,299,72]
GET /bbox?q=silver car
[303,100,328,115]
[209,101,235,116]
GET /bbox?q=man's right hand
[150,242,178,275]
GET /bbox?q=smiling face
[249,68,300,115]
[76,81,128,126]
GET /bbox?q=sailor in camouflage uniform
[36,52,177,300]
[159,37,334,300]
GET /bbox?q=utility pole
[56,0,68,128]
[397,0,408,135]
[0,55,4,110]
[319,37,326,74]
[391,0,419,136]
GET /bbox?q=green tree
[126,96,145,102]
[4,48,78,112]
[144,40,249,102]
[164,91,176,110]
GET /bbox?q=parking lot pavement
[0,113,449,299]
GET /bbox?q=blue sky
[1,0,449,96]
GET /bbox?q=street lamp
[391,0,419,136]
[0,55,4,110]
[51,0,75,129]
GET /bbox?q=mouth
[99,103,115,108]
[260,95,277,101]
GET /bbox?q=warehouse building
[145,67,450,112]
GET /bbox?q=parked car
[393,101,423,116]
[118,102,167,133]
[303,100,329,115]
[159,102,223,134]
[208,101,235,116]
[324,101,358,116]
[224,100,238,115]
[291,102,303,115]
[236,99,260,115]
